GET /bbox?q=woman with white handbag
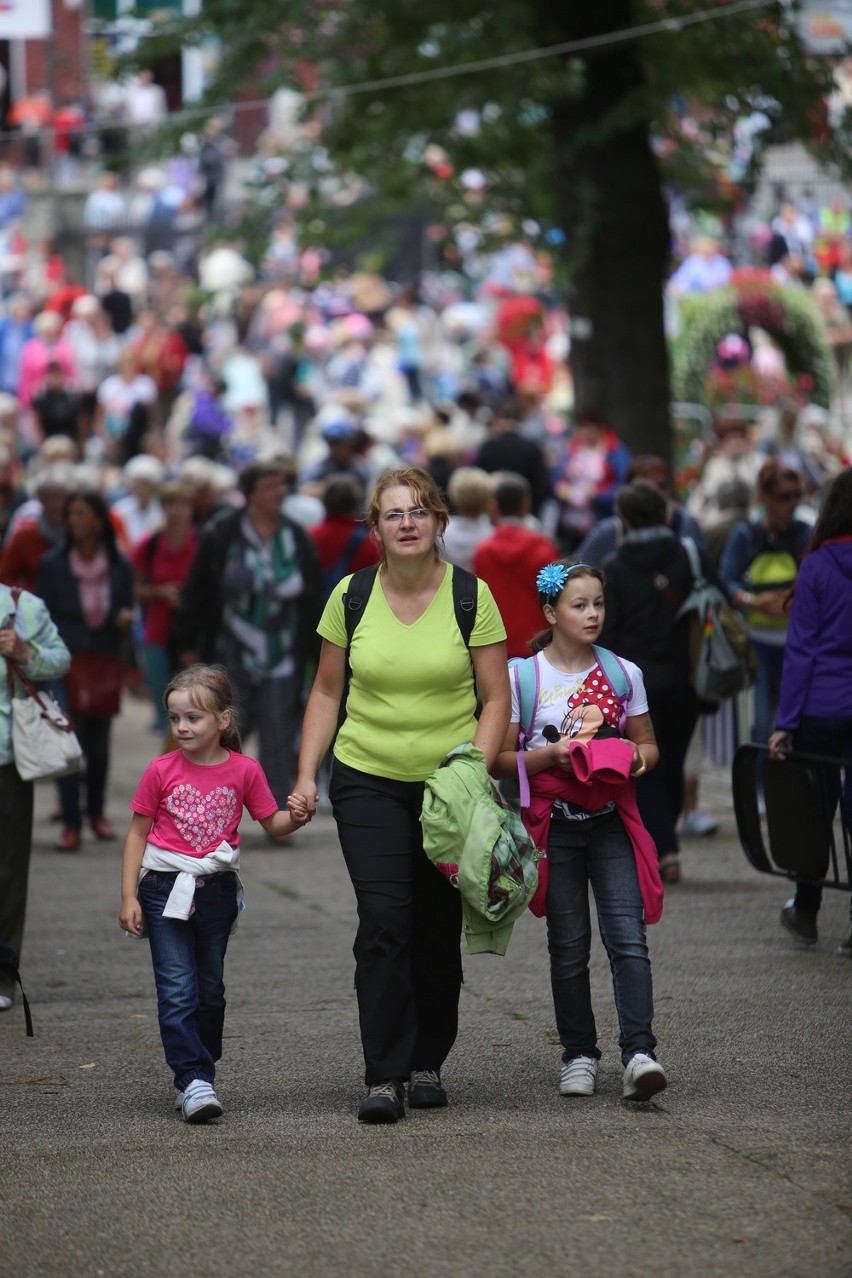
[0,583,71,1013]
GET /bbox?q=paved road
[1,696,850,1278]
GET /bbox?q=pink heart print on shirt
[166,783,238,849]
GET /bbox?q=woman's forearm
[295,686,341,786]
[472,697,510,772]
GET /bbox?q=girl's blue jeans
[546,810,656,1066]
[139,870,238,1092]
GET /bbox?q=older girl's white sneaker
[560,1055,598,1096]
[622,1053,667,1101]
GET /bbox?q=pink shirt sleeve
[130,752,279,856]
[130,759,161,817]
[239,756,279,822]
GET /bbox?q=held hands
[291,775,319,816]
[286,792,313,828]
[119,896,143,936]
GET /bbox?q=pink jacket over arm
[520,737,663,925]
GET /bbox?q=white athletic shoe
[180,1079,223,1123]
[622,1053,667,1101]
[560,1055,598,1096]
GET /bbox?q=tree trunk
[549,4,673,462]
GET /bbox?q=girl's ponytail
[528,626,554,654]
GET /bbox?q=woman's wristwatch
[631,750,647,777]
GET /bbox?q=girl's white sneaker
[181,1080,223,1123]
[622,1053,667,1101]
[559,1055,598,1096]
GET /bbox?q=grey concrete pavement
[1,695,851,1278]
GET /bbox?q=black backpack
[339,563,478,724]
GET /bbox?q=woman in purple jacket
[769,467,852,956]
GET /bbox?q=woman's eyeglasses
[381,507,432,524]
[773,490,802,503]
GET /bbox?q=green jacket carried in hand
[421,743,540,956]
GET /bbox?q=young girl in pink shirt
[119,664,310,1123]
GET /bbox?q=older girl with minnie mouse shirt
[493,560,667,1103]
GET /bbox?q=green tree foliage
[136,1,838,455]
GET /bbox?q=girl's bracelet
[631,750,647,778]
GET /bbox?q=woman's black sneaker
[408,1069,448,1108]
[357,1080,405,1123]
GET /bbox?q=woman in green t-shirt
[294,466,509,1123]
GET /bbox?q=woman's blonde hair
[163,664,241,751]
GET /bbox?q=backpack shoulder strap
[680,536,704,585]
[591,644,632,725]
[508,654,539,741]
[337,564,380,735]
[342,564,379,648]
[508,654,539,809]
[450,564,477,647]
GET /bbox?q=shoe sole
[182,1100,223,1124]
[560,1084,596,1097]
[623,1070,667,1102]
[357,1104,404,1124]
[408,1092,448,1109]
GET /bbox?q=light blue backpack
[508,646,633,807]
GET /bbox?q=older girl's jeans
[546,810,656,1066]
[139,870,238,1091]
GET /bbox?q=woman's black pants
[329,759,463,1086]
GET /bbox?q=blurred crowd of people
[0,115,845,893]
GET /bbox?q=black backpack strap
[450,564,478,647]
[338,564,380,732]
[343,564,379,648]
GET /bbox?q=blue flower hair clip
[536,561,594,598]
[536,562,570,597]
